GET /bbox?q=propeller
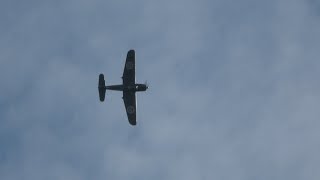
[145,80,149,89]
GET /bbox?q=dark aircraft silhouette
[98,50,148,126]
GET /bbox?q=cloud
[1,0,320,180]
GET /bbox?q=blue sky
[1,0,320,179]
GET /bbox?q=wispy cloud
[0,0,320,179]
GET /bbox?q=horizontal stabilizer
[98,74,106,102]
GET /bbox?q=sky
[1,0,320,179]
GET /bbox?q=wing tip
[128,49,135,56]
[130,122,137,126]
[129,120,137,126]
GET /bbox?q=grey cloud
[1,0,320,180]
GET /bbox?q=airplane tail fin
[98,74,106,102]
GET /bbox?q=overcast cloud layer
[1,0,320,179]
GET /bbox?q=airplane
[98,49,148,126]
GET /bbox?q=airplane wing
[122,50,135,85]
[123,91,137,125]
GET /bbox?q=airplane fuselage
[105,84,148,92]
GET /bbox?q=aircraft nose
[144,81,149,90]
